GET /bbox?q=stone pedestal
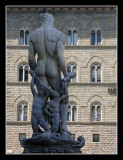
[20,132,85,154]
[23,144,82,153]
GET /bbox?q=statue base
[20,132,85,154]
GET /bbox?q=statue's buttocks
[29,25,64,79]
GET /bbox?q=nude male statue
[28,12,76,134]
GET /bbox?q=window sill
[6,82,117,86]
[6,121,30,125]
[6,121,117,125]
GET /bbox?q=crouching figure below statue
[20,12,85,153]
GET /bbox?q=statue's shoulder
[29,28,41,41]
[57,30,66,42]
[29,31,36,41]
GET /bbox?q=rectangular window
[71,134,75,141]
[19,133,26,141]
[93,134,100,142]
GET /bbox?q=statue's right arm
[31,76,37,97]
[28,34,36,71]
[56,33,68,77]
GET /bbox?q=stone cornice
[6,6,117,14]
[6,5,116,10]
[6,121,117,125]
[6,82,117,86]
[6,45,117,50]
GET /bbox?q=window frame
[67,62,78,82]
[91,27,102,45]
[93,134,100,142]
[91,62,102,82]
[90,102,102,122]
[19,133,26,141]
[18,62,29,82]
[67,101,77,122]
[19,27,29,45]
[67,27,78,45]
[17,101,28,121]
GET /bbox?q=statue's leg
[36,75,49,87]
[38,115,50,132]
[51,115,59,133]
[47,74,62,93]
[60,102,71,135]
[31,116,40,134]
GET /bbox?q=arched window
[67,102,77,121]
[18,62,29,82]
[67,62,77,82]
[91,102,101,121]
[91,63,101,82]
[19,28,29,45]
[18,101,28,121]
[91,28,101,45]
[67,29,77,45]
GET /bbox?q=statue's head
[38,12,54,27]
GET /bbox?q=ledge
[6,45,29,50]
[65,45,117,50]
[6,82,30,86]
[6,45,117,50]
[6,82,117,86]
[66,121,117,125]
[6,121,117,125]
[69,82,117,87]
[6,121,31,125]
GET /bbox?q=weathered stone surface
[21,132,85,153]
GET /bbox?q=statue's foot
[61,127,72,135]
